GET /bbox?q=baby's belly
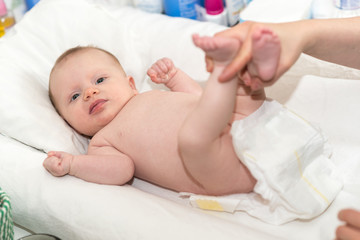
[109,91,206,192]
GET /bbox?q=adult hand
[206,21,305,91]
[335,209,360,240]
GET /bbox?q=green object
[0,188,14,240]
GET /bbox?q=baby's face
[50,48,138,136]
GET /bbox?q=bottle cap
[0,0,8,17]
[205,0,224,15]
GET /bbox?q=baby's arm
[147,58,202,95]
[43,147,134,185]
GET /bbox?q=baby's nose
[83,87,99,100]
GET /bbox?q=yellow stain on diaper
[295,151,329,205]
[195,199,224,212]
[244,152,257,162]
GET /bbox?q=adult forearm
[301,17,360,69]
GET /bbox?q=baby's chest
[98,116,178,154]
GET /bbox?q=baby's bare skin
[44,31,280,196]
[90,90,213,193]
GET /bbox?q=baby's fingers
[47,151,62,158]
[147,68,157,80]
[43,156,67,177]
[205,55,214,73]
[147,65,164,83]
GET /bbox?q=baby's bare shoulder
[88,130,114,149]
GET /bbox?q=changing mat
[1,0,360,239]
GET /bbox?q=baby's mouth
[89,99,108,114]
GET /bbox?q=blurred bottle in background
[225,0,246,26]
[164,0,200,19]
[25,0,40,11]
[333,0,360,17]
[0,0,15,37]
[312,0,360,18]
[334,0,360,9]
[204,0,228,26]
[133,0,163,13]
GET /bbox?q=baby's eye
[96,77,105,84]
[71,93,80,101]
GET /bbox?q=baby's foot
[192,34,240,66]
[247,28,280,81]
[147,58,178,84]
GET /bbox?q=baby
[43,31,278,196]
[44,28,342,224]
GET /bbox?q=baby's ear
[127,76,138,94]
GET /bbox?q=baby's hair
[49,46,124,112]
[51,46,122,73]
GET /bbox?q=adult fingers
[336,225,360,240]
[214,21,254,39]
[218,38,252,82]
[339,209,360,228]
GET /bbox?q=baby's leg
[147,58,202,95]
[179,35,246,194]
[189,34,240,135]
[247,28,281,81]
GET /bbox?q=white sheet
[0,135,279,240]
[134,75,360,239]
[1,0,360,239]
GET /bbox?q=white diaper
[180,99,343,225]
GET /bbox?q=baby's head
[49,46,138,137]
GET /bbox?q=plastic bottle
[133,0,163,13]
[0,0,15,37]
[0,25,4,38]
[204,0,228,26]
[334,0,360,9]
[225,0,245,26]
[331,0,360,18]
[25,0,40,11]
[164,0,200,20]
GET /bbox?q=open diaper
[181,99,343,225]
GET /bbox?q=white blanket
[0,0,360,239]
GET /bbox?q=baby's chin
[80,124,108,137]
[87,116,117,136]
[69,108,119,137]
[70,121,106,138]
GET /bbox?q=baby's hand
[43,151,73,177]
[147,57,177,84]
